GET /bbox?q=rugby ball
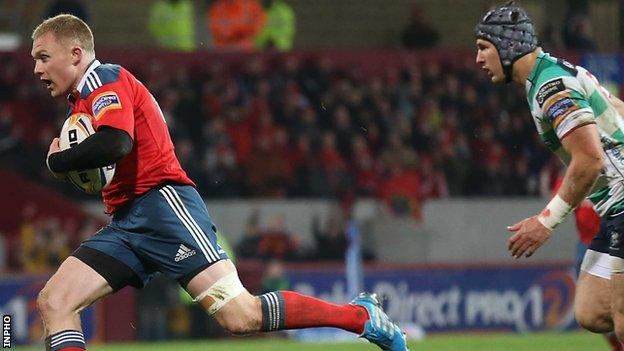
[58,113,115,194]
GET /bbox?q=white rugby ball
[58,113,116,194]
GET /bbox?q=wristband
[537,194,574,231]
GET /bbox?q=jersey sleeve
[86,78,135,139]
[533,74,594,140]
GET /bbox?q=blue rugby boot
[350,292,409,351]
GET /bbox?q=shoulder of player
[79,63,127,100]
[531,67,583,106]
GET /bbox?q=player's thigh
[578,217,614,319]
[575,251,612,330]
[39,256,113,315]
[575,270,611,314]
[610,235,624,331]
[125,184,229,286]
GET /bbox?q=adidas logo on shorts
[175,244,196,262]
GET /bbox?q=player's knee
[215,296,262,335]
[575,307,612,333]
[220,316,257,335]
[37,286,73,320]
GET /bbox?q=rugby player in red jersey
[32,14,408,351]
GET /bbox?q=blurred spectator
[0,105,19,154]
[562,12,596,51]
[261,259,290,293]
[255,0,296,51]
[1,49,561,203]
[21,217,69,273]
[378,160,422,221]
[257,213,301,260]
[539,23,562,50]
[45,0,90,22]
[244,132,290,197]
[148,0,196,51]
[418,156,448,199]
[400,5,439,49]
[208,0,267,51]
[319,131,350,197]
[235,210,263,258]
[312,214,347,261]
[137,275,178,340]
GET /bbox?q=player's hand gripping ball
[58,113,116,194]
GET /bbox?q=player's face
[475,39,504,83]
[31,32,81,98]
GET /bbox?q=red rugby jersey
[68,59,194,214]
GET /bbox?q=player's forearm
[48,128,133,172]
[558,155,602,207]
[537,154,601,231]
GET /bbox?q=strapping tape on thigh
[193,271,246,314]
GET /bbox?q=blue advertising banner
[287,263,576,335]
[0,275,95,345]
[581,54,623,85]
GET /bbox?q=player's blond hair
[32,14,94,54]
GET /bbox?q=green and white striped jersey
[526,51,624,217]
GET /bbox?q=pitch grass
[12,331,609,351]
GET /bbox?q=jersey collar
[75,59,101,94]
[526,51,546,87]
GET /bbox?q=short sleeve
[535,77,594,139]
[86,78,134,139]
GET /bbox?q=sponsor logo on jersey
[92,91,121,120]
[536,79,565,107]
[174,244,196,262]
[545,96,578,128]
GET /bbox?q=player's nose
[475,51,484,64]
[33,61,43,76]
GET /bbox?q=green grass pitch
[11,331,611,351]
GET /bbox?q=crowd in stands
[0,50,561,211]
[0,48,567,272]
[3,202,102,272]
